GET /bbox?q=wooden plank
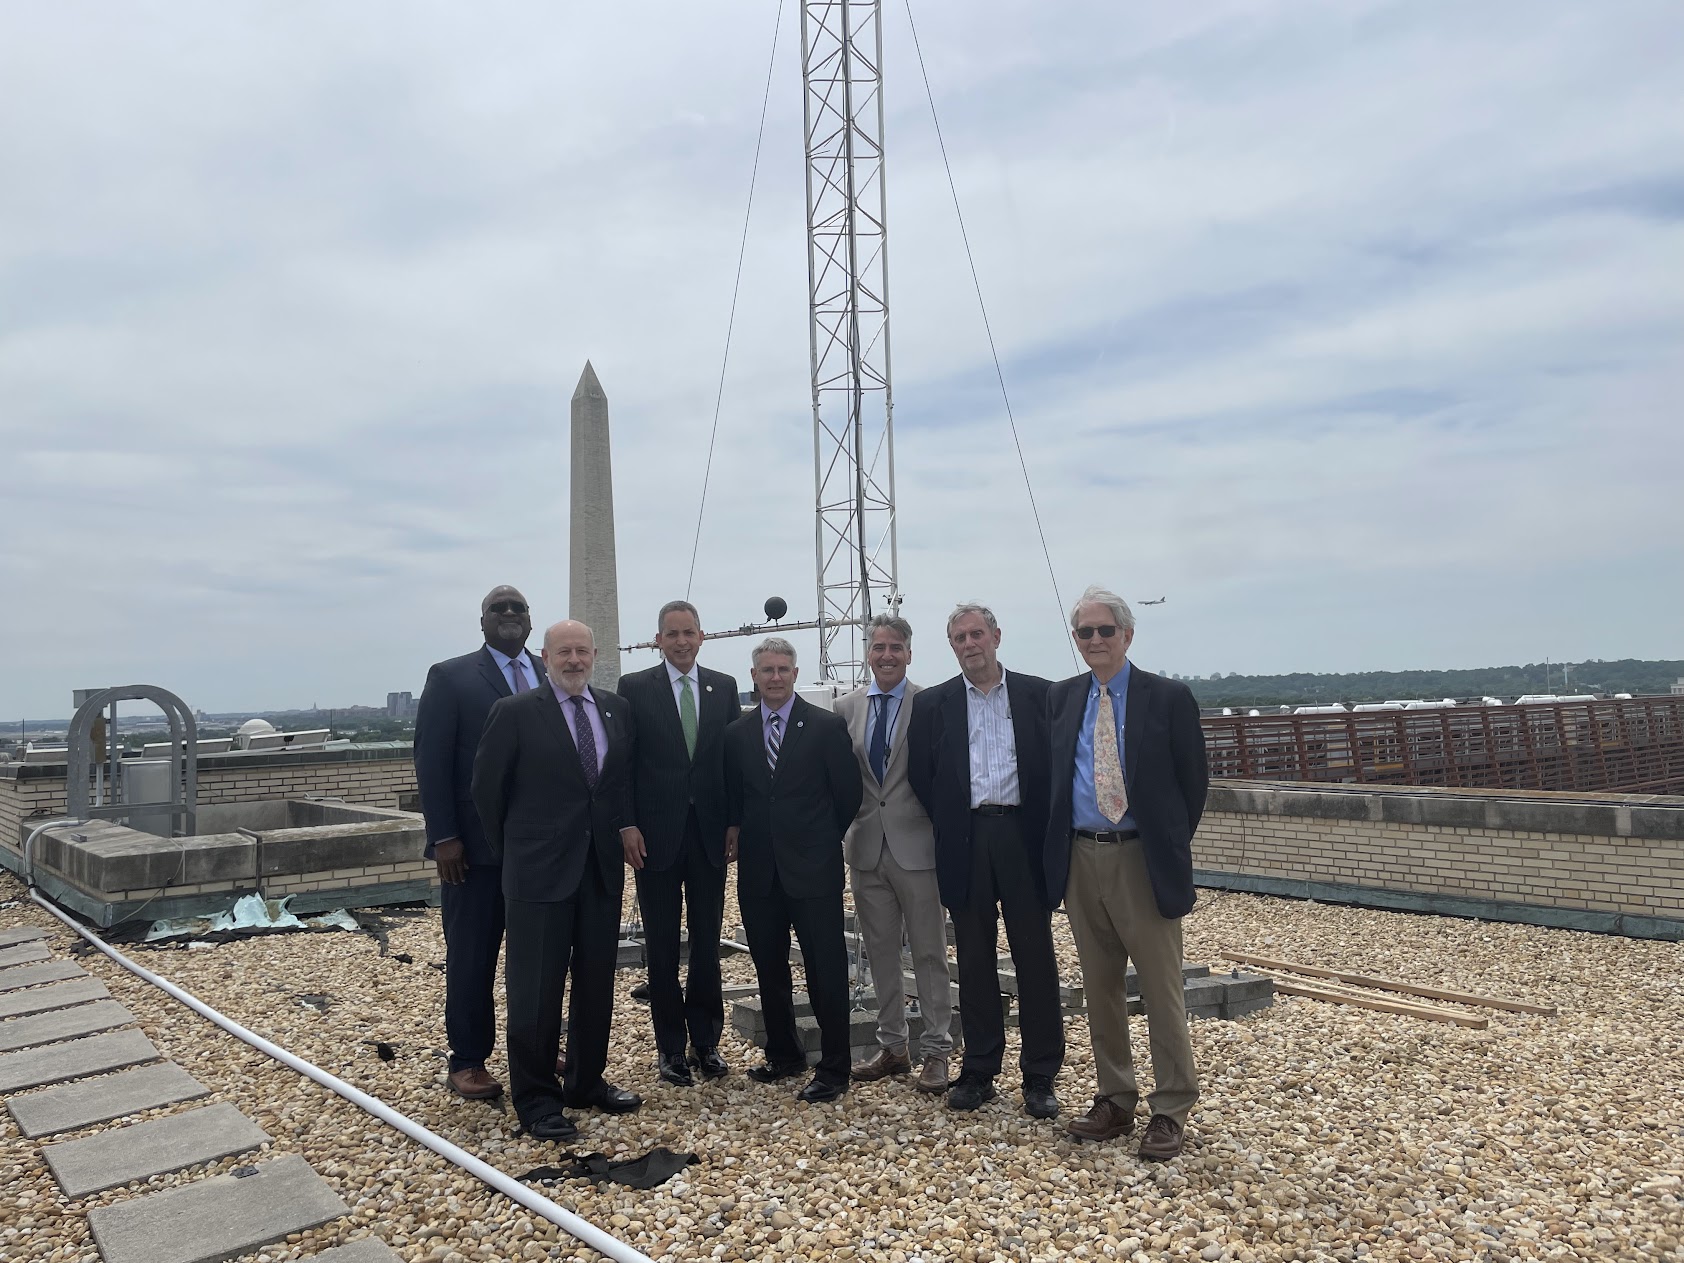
[1220,951,1557,1015]
[1270,980,1488,1028]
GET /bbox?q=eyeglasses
[1074,624,1119,640]
[486,601,528,616]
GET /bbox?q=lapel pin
[797,720,805,728]
[604,711,613,719]
[706,685,714,692]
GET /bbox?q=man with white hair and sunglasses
[1044,585,1209,1160]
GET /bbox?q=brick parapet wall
[1195,781,1684,935]
[1,744,418,850]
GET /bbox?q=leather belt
[971,804,1019,816]
[1076,828,1139,843]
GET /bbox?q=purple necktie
[570,694,599,790]
[510,658,532,693]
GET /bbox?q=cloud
[1,0,1680,718]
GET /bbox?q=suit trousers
[634,810,727,1057]
[950,812,1065,1082]
[852,847,954,1057]
[1065,834,1198,1124]
[439,862,506,1073]
[504,860,621,1129]
[740,871,850,1084]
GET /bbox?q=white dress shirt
[665,659,702,711]
[964,669,1020,808]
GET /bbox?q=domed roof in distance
[237,718,277,737]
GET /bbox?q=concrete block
[8,1061,210,1138]
[1222,996,1274,1020]
[257,821,426,877]
[1179,977,1230,1014]
[43,1102,270,1197]
[0,999,136,1053]
[301,1240,402,1263]
[0,976,109,1021]
[87,1153,349,1263]
[0,927,49,948]
[1124,962,1211,997]
[0,941,51,968]
[1221,973,1273,1003]
[616,940,644,968]
[0,1028,159,1093]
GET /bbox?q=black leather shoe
[631,982,652,1002]
[526,1112,577,1141]
[565,1082,643,1114]
[746,1059,807,1084]
[691,1047,730,1081]
[797,1076,848,1104]
[1022,1074,1060,1119]
[658,1053,695,1087]
[946,1074,997,1112]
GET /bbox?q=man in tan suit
[836,613,954,1092]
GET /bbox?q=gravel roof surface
[2,869,1681,1263]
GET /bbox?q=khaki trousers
[852,847,954,1057]
[1066,834,1198,1124]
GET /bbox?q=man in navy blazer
[906,602,1064,1120]
[414,585,542,1100]
[1044,584,1208,1159]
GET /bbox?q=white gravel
[2,870,1681,1262]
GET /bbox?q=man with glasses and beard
[414,586,543,1101]
[1045,585,1208,1159]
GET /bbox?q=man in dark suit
[1045,585,1208,1159]
[414,585,542,1100]
[618,600,740,1086]
[907,602,1064,1119]
[472,619,643,1139]
[723,636,863,1103]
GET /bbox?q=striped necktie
[766,711,782,772]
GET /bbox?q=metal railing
[1202,696,1684,794]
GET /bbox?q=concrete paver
[0,927,51,948]
[0,999,136,1053]
[0,975,109,1021]
[0,1027,159,1093]
[7,1061,210,1138]
[87,1153,349,1263]
[302,1239,403,1262]
[0,941,53,968]
[43,1102,270,1198]
[0,959,87,992]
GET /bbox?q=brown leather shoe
[916,1055,951,1093]
[1137,1113,1185,1160]
[851,1045,912,1082]
[1066,1095,1133,1142]
[447,1067,503,1100]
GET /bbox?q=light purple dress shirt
[552,682,608,775]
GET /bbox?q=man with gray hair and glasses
[835,612,955,1093]
[1044,585,1208,1159]
[908,602,1063,1120]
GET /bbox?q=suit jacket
[1043,663,1209,919]
[413,645,545,867]
[470,684,636,903]
[618,661,740,870]
[835,683,935,872]
[907,668,1055,910]
[724,696,864,902]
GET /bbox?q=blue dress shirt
[1072,660,1137,832]
[486,645,535,695]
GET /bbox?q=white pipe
[26,888,656,1263]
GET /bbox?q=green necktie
[679,675,698,759]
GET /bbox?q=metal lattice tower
[801,0,900,685]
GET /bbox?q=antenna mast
[801,0,900,685]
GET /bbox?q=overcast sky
[2,1,1681,719]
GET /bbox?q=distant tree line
[1185,659,1684,709]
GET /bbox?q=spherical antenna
[764,596,788,622]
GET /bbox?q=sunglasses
[1074,624,1119,640]
[487,601,529,616]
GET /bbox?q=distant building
[1672,677,1684,697]
[386,691,418,719]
